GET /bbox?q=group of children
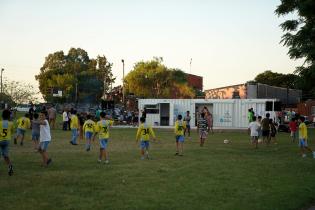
[248,113,315,158]
[0,110,52,176]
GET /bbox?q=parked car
[14,104,31,112]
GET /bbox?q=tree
[36,48,115,103]
[125,58,195,98]
[275,0,315,98]
[254,70,299,88]
[3,79,38,104]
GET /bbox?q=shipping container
[138,99,279,128]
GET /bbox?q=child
[31,113,40,151]
[298,116,315,158]
[136,117,156,160]
[0,110,14,176]
[269,119,277,144]
[83,114,95,151]
[197,112,208,147]
[248,116,260,149]
[174,115,186,155]
[183,111,191,138]
[38,112,52,166]
[14,113,31,146]
[94,112,113,164]
[70,110,79,145]
[289,118,298,143]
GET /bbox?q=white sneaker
[302,154,307,158]
[312,152,315,159]
[104,160,109,164]
[140,156,145,160]
[98,159,102,163]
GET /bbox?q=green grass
[1,120,315,209]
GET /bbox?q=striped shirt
[198,118,208,131]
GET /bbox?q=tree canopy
[253,70,299,88]
[36,48,115,103]
[125,58,195,98]
[275,0,315,98]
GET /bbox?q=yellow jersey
[0,120,14,141]
[299,122,307,140]
[175,120,186,136]
[17,117,30,130]
[136,123,156,141]
[95,120,113,139]
[70,115,79,129]
[83,119,95,133]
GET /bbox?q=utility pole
[189,58,192,74]
[121,59,125,106]
[0,68,3,108]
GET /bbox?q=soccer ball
[224,139,230,144]
[258,139,263,144]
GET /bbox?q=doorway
[160,103,170,126]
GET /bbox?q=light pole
[121,59,125,106]
[1,68,4,94]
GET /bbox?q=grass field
[1,121,315,210]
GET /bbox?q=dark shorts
[0,140,9,157]
[262,130,270,137]
[270,133,276,137]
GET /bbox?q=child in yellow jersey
[136,117,156,160]
[298,116,315,158]
[0,110,14,176]
[14,113,31,146]
[83,114,95,151]
[70,110,79,145]
[174,115,186,156]
[93,112,113,164]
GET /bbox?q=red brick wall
[186,74,203,91]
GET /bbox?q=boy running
[197,112,208,147]
[183,111,191,138]
[38,112,52,166]
[298,116,315,158]
[31,113,40,151]
[83,114,95,151]
[248,116,260,149]
[94,112,113,164]
[136,117,156,160]
[14,113,31,146]
[70,110,79,145]
[0,110,14,176]
[175,115,186,155]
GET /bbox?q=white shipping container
[138,99,279,129]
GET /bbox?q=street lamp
[121,59,125,106]
[1,68,4,94]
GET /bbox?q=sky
[0,0,302,99]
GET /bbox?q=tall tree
[36,48,115,103]
[125,58,195,98]
[275,0,315,98]
[3,79,38,104]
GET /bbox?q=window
[144,104,159,114]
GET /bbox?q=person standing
[38,112,52,166]
[48,106,57,129]
[197,112,208,147]
[70,110,79,145]
[62,109,68,131]
[261,113,271,145]
[206,110,214,134]
[289,118,298,143]
[248,116,260,149]
[183,111,191,138]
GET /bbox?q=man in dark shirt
[261,113,270,144]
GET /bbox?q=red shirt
[289,121,297,132]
